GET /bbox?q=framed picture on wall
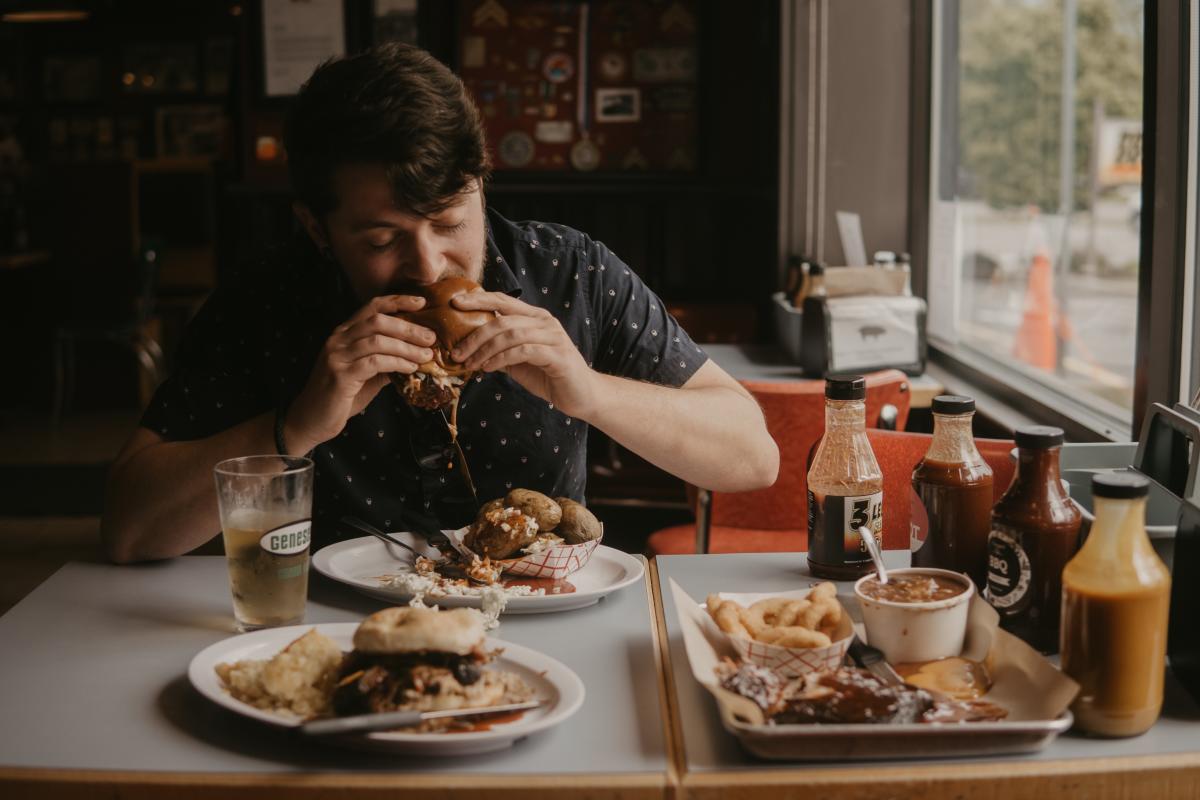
[43,55,102,102]
[373,0,418,45]
[596,88,641,123]
[155,105,226,158]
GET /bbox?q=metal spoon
[857,525,888,584]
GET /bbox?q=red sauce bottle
[985,426,1081,654]
[910,395,994,590]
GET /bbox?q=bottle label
[986,524,1030,611]
[809,490,883,564]
[909,485,929,554]
[259,520,312,556]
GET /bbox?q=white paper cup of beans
[854,568,974,664]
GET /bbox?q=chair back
[707,370,913,532]
[865,428,1016,549]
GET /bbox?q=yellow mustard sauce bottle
[1060,472,1171,737]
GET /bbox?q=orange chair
[866,429,1015,549]
[645,370,912,556]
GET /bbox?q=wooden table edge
[679,750,1200,783]
[0,767,668,798]
[647,558,688,800]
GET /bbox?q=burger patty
[332,650,487,716]
[390,372,463,411]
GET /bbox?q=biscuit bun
[395,277,492,360]
[353,606,485,655]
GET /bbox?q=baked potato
[555,497,603,544]
[504,489,562,532]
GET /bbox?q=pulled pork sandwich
[332,606,533,723]
[389,277,492,413]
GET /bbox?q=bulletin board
[457,0,699,173]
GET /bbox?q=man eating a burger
[101,43,779,563]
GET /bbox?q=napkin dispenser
[800,293,927,377]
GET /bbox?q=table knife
[300,699,542,736]
[847,635,906,687]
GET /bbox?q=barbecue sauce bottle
[807,375,884,579]
[911,395,994,590]
[1061,473,1170,737]
[985,426,1081,653]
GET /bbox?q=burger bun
[353,606,485,655]
[394,277,492,351]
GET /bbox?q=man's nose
[406,230,446,284]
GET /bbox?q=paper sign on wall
[263,0,345,97]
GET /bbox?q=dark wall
[220,0,781,312]
[2,0,781,410]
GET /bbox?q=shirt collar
[482,214,523,298]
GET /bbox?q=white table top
[0,557,667,776]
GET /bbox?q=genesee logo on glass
[259,520,312,556]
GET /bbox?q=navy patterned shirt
[141,208,708,547]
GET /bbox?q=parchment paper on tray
[669,579,1080,761]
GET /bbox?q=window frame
[910,0,1192,440]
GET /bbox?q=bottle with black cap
[807,375,884,580]
[911,395,994,589]
[1061,473,1170,737]
[799,263,831,376]
[985,425,1082,653]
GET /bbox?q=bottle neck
[926,412,984,465]
[825,398,865,431]
[1012,446,1065,495]
[1083,494,1151,564]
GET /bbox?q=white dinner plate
[188,622,585,756]
[312,533,644,614]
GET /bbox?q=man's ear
[293,202,329,251]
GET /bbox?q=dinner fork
[341,516,430,560]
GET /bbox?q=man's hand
[450,292,598,419]
[284,295,437,453]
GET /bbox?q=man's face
[302,163,487,300]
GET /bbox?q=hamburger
[390,277,492,411]
[331,607,533,722]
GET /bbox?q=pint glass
[213,455,314,631]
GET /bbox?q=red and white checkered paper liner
[497,536,600,579]
[447,526,602,581]
[702,589,854,678]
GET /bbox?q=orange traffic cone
[1013,250,1057,370]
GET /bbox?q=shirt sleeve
[139,287,274,441]
[584,237,708,386]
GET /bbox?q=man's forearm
[580,370,779,493]
[101,412,279,563]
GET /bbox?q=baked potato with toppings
[503,489,561,532]
[466,506,539,559]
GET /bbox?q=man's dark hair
[284,43,491,218]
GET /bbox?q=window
[927,0,1145,435]
[1187,0,1200,405]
